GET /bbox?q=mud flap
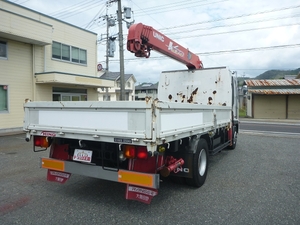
[126,157,160,204]
[125,184,158,204]
[47,169,71,184]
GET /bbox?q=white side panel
[39,111,128,130]
[23,101,153,142]
[158,67,232,107]
[155,101,231,139]
[161,112,203,131]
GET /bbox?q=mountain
[255,68,300,79]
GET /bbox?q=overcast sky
[9,0,300,83]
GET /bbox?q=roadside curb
[239,118,300,125]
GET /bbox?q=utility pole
[117,0,125,101]
[105,1,111,101]
[105,5,109,72]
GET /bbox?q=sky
[8,0,300,83]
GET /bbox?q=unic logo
[167,42,184,57]
[153,31,164,42]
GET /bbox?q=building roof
[244,79,300,95]
[244,79,300,87]
[248,89,300,95]
[284,75,297,79]
[135,83,158,90]
[99,72,136,82]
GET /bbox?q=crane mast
[127,23,203,70]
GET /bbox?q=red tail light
[136,147,148,159]
[123,145,148,159]
[34,136,50,148]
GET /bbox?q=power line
[160,4,300,31]
[109,43,300,63]
[172,22,300,40]
[84,3,107,29]
[49,0,101,17]
[134,0,228,16]
[129,0,165,28]
[50,0,107,20]
[198,43,300,55]
[165,13,300,35]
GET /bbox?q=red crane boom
[127,23,203,70]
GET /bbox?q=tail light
[136,147,148,159]
[123,145,148,159]
[123,145,136,159]
[34,136,51,148]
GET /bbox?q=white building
[98,72,136,101]
[0,0,114,135]
[135,83,158,101]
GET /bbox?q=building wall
[135,90,158,100]
[0,40,33,130]
[0,1,97,76]
[287,95,300,119]
[253,95,286,119]
[98,77,136,101]
[0,1,101,134]
[247,94,300,119]
[35,84,52,101]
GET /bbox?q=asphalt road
[0,133,299,225]
[240,119,300,135]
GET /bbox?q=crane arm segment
[127,23,203,70]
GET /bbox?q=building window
[52,87,87,101]
[79,49,87,64]
[52,41,61,59]
[52,41,87,65]
[0,41,7,58]
[0,85,8,111]
[72,46,79,63]
[62,44,70,61]
[103,95,111,101]
[127,82,131,88]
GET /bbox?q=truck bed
[23,100,231,152]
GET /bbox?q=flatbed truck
[23,23,239,204]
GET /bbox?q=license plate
[73,149,92,163]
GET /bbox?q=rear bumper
[41,158,160,189]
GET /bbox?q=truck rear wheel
[186,139,208,187]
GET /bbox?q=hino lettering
[174,167,190,173]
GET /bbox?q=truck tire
[227,127,237,150]
[186,139,208,187]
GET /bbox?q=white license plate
[73,149,92,163]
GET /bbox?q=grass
[239,107,247,118]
